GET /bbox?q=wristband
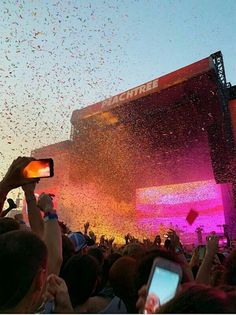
[44,209,57,217]
[44,212,58,222]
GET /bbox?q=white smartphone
[144,257,182,313]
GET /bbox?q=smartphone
[22,159,54,178]
[144,257,182,313]
[198,245,206,260]
[218,236,228,247]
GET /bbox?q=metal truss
[211,51,228,89]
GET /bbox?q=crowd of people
[1,157,236,313]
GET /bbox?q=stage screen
[136,180,226,244]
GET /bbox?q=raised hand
[167,229,182,252]
[124,233,131,244]
[84,221,89,234]
[130,235,138,244]
[189,247,200,268]
[154,235,162,246]
[44,274,74,314]
[100,234,105,245]
[37,193,55,213]
[108,237,115,246]
[196,235,219,284]
[136,285,148,314]
[1,157,36,191]
[206,235,219,257]
[89,230,97,242]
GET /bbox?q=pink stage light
[136,180,226,244]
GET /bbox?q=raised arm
[84,221,89,235]
[22,183,44,239]
[38,193,62,275]
[195,235,218,285]
[0,157,35,213]
[167,229,194,282]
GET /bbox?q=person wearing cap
[68,231,95,255]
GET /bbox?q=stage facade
[31,51,236,244]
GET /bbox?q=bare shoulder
[87,296,111,313]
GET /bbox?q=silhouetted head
[0,230,48,313]
[122,243,146,260]
[222,250,236,285]
[158,283,236,313]
[109,256,137,312]
[0,217,20,235]
[87,247,104,267]
[60,235,76,275]
[61,254,99,307]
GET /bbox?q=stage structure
[32,51,236,244]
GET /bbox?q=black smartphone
[22,159,54,178]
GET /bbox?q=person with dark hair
[109,256,137,313]
[68,232,90,254]
[158,283,236,313]
[136,283,236,313]
[222,250,236,286]
[60,234,76,275]
[122,243,146,260]
[0,217,20,235]
[0,230,48,313]
[84,256,129,314]
[88,247,105,268]
[102,252,122,289]
[60,254,99,312]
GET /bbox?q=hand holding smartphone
[144,257,182,313]
[22,159,54,179]
[198,245,206,261]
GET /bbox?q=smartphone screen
[218,236,228,247]
[198,246,206,260]
[144,266,180,313]
[23,159,54,178]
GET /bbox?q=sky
[0,0,236,183]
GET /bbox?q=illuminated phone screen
[145,267,180,312]
[219,237,228,247]
[23,160,51,178]
[198,246,206,260]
